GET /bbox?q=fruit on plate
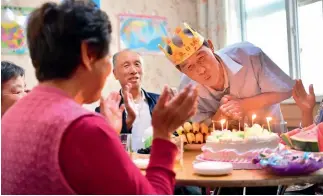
[183,122,193,133]
[200,123,209,135]
[186,132,196,144]
[180,134,188,145]
[281,128,301,147]
[195,132,204,144]
[173,121,213,147]
[192,122,200,134]
[290,127,319,152]
[137,147,151,154]
[176,126,185,135]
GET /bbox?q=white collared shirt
[123,90,152,151]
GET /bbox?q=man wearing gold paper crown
[159,23,295,128]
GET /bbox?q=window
[298,0,323,96]
[240,0,323,97]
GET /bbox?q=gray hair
[112,49,143,68]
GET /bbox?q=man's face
[1,76,27,115]
[113,50,143,88]
[178,45,221,87]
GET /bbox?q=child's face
[178,45,221,87]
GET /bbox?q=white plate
[193,161,233,176]
[184,144,204,151]
[133,158,149,169]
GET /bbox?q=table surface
[143,151,323,188]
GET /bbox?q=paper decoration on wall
[1,6,33,55]
[91,0,100,8]
[118,14,168,55]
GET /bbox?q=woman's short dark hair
[1,61,25,84]
[26,0,112,82]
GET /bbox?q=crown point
[175,27,182,34]
[158,44,169,56]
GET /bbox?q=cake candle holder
[252,114,256,126]
[220,119,226,131]
[266,117,272,132]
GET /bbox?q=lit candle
[212,120,215,131]
[220,119,226,131]
[252,114,256,126]
[226,120,228,130]
[266,117,272,132]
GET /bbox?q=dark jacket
[95,89,159,134]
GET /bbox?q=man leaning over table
[160,23,295,128]
[159,23,295,195]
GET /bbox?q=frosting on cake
[200,124,280,166]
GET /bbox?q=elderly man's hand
[122,83,137,130]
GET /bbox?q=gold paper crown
[158,23,205,65]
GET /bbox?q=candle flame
[220,119,226,125]
[252,114,256,120]
[266,117,272,121]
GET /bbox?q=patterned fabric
[1,85,96,194]
[179,42,295,125]
[314,100,323,124]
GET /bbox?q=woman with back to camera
[1,0,198,194]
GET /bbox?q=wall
[1,0,197,110]
[281,102,320,128]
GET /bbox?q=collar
[120,88,146,102]
[215,52,243,76]
[197,52,243,99]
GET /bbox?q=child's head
[159,23,222,87]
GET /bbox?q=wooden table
[171,151,323,188]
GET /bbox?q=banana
[186,132,196,144]
[192,122,200,134]
[183,122,193,133]
[195,132,204,144]
[200,123,209,135]
[176,126,185,135]
[180,134,188,145]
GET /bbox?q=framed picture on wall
[1,6,33,55]
[117,14,168,55]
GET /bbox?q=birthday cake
[198,124,280,169]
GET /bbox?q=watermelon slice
[281,128,301,147]
[290,127,319,152]
[303,123,316,131]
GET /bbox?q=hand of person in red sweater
[152,84,198,140]
[99,92,125,134]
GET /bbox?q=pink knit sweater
[1,85,94,194]
[1,85,177,195]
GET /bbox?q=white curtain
[196,0,242,49]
